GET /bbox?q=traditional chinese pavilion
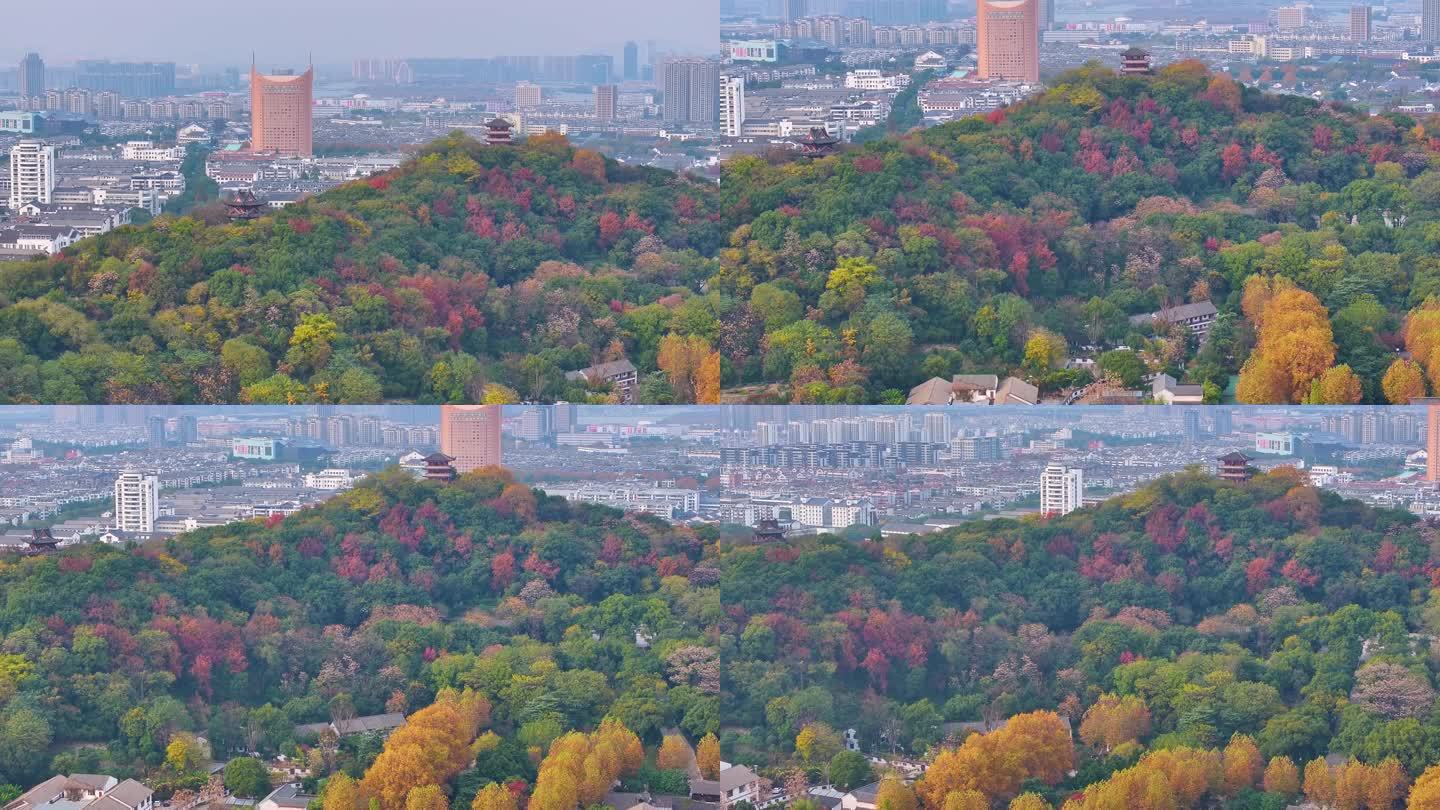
[24,528,60,555]
[222,188,267,221]
[753,518,787,544]
[485,117,515,146]
[422,452,457,482]
[1120,47,1153,76]
[796,127,839,158]
[1217,451,1254,482]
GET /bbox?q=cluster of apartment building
[0,134,203,256]
[532,483,703,520]
[202,148,404,208]
[536,479,879,531]
[0,467,350,550]
[709,493,877,530]
[0,410,453,539]
[773,17,976,46]
[719,39,961,143]
[721,74,903,140]
[1320,409,1426,445]
[917,76,1041,118]
[16,89,234,121]
[720,440,947,470]
[279,412,441,449]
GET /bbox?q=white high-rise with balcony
[1040,464,1083,517]
[8,140,56,208]
[720,74,745,137]
[113,471,159,533]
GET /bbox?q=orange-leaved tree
[1262,756,1300,799]
[468,784,517,810]
[356,689,491,810]
[1221,735,1263,796]
[1236,275,1338,404]
[530,719,644,810]
[1064,746,1221,809]
[1383,358,1427,404]
[1410,762,1440,808]
[1405,297,1440,390]
[657,333,719,403]
[696,733,721,780]
[916,711,1073,807]
[657,734,693,770]
[1078,694,1150,753]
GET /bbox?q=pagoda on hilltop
[422,452,457,482]
[485,117,515,146]
[24,528,60,555]
[1120,47,1153,75]
[796,127,839,158]
[1217,451,1254,483]
[222,187,266,221]
[753,518,787,544]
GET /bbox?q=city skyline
[4,404,1438,542]
[0,0,719,66]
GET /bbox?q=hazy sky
[6,0,719,66]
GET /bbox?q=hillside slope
[721,467,1440,805]
[7,62,1440,403]
[0,133,723,403]
[0,467,719,790]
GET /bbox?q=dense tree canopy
[8,62,1440,402]
[722,466,1440,807]
[0,468,719,803]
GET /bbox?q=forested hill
[0,467,720,796]
[8,62,1440,404]
[713,61,1440,406]
[0,132,726,404]
[721,468,1440,807]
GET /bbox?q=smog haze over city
[0,0,720,64]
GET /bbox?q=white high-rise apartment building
[811,420,832,445]
[1040,464,1083,517]
[895,413,913,441]
[9,140,56,208]
[113,471,159,533]
[922,412,951,444]
[720,75,745,137]
[870,418,899,445]
[756,421,783,445]
[788,420,812,443]
[661,58,720,126]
